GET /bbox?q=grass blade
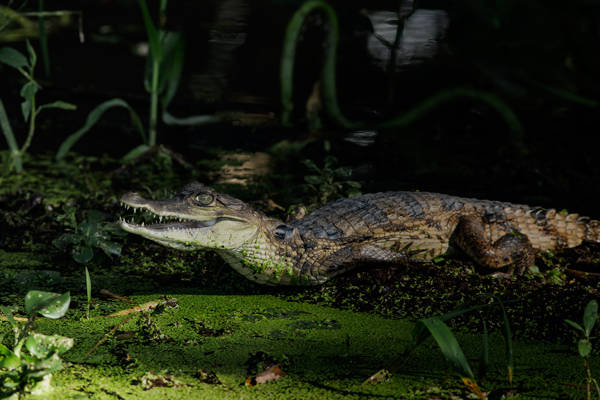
[479,319,489,378]
[162,111,221,126]
[38,0,50,77]
[158,31,184,108]
[420,317,475,379]
[496,297,514,384]
[138,0,161,61]
[85,266,91,319]
[56,98,145,160]
[0,97,22,172]
[37,100,77,115]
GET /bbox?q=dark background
[2,0,600,214]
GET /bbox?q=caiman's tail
[585,219,600,243]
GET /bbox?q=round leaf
[24,290,71,318]
[73,246,94,263]
[0,344,21,369]
[579,338,592,358]
[25,333,74,358]
[52,233,79,249]
[97,239,122,257]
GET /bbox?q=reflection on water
[366,8,449,70]
[190,0,249,102]
[345,130,378,147]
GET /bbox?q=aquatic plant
[52,209,124,263]
[302,154,361,207]
[565,300,600,400]
[0,291,73,398]
[280,0,526,154]
[56,0,218,162]
[0,40,75,173]
[406,297,515,399]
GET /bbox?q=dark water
[1,0,599,215]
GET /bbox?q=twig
[100,289,134,304]
[85,315,134,359]
[105,301,159,317]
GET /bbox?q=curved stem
[20,89,37,155]
[148,58,160,146]
[280,0,527,155]
[280,0,353,128]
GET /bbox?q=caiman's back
[291,191,600,260]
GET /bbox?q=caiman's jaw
[119,182,260,251]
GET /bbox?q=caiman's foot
[451,216,536,278]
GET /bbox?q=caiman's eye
[194,193,213,205]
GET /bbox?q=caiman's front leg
[450,216,535,277]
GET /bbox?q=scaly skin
[119,182,600,285]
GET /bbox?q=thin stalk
[20,89,36,155]
[0,98,22,172]
[148,58,160,146]
[585,357,592,400]
[38,0,50,77]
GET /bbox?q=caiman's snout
[120,192,146,206]
[118,184,261,251]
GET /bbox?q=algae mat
[0,291,592,399]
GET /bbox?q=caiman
[119,182,600,285]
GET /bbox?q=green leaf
[420,317,475,379]
[0,344,21,369]
[162,110,221,126]
[96,239,122,257]
[583,300,598,336]
[25,333,74,358]
[479,320,489,378]
[20,81,38,121]
[138,0,161,61]
[56,98,145,160]
[25,39,37,69]
[36,100,77,116]
[579,338,592,358]
[565,319,585,332]
[52,233,79,249]
[24,291,70,318]
[121,143,151,162]
[334,166,352,178]
[73,245,94,263]
[302,159,320,173]
[304,175,322,185]
[496,298,514,384]
[158,31,185,107]
[323,155,337,166]
[0,306,16,329]
[85,266,92,304]
[0,47,29,69]
[30,373,55,396]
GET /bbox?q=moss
[0,250,48,268]
[0,292,594,399]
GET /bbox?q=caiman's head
[119,182,263,250]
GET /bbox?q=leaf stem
[148,58,159,146]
